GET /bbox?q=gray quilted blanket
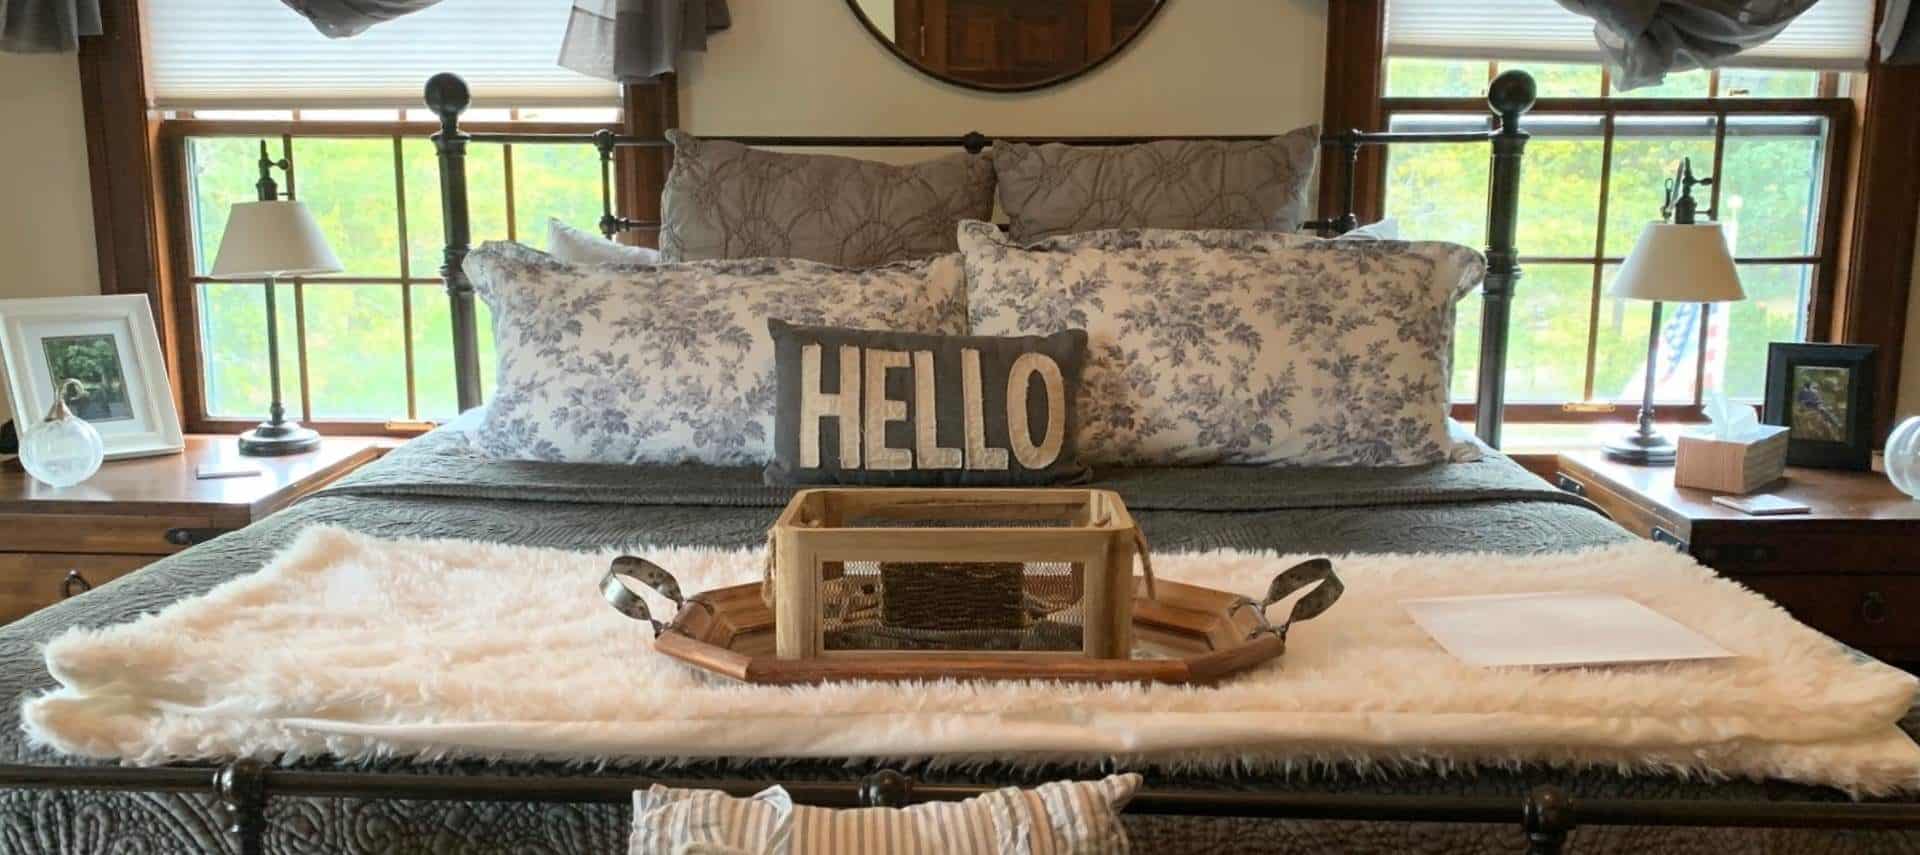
[0,430,1911,854]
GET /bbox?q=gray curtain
[0,0,101,53]
[1881,0,1920,64]
[1554,0,1820,90]
[279,0,444,38]
[558,0,731,82]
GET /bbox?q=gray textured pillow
[466,241,968,465]
[765,320,1088,487]
[658,130,996,268]
[991,127,1320,243]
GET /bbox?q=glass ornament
[1888,416,1920,501]
[19,380,105,489]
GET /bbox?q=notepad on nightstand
[1402,591,1734,668]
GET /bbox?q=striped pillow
[629,774,1141,854]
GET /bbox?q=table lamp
[1603,158,1746,465]
[208,142,343,456]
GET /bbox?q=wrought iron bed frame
[2,68,1918,854]
[427,70,1534,447]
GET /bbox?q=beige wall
[678,0,1328,138]
[0,52,100,427]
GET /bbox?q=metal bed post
[425,73,484,414]
[1475,70,1538,449]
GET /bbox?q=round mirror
[847,0,1167,92]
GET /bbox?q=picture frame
[0,294,184,460]
[1760,342,1876,470]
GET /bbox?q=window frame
[155,104,657,436]
[1376,67,1855,425]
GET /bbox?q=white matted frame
[0,295,184,460]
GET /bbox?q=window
[1380,62,1851,421]
[149,1,626,431]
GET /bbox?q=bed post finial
[214,758,269,855]
[1474,70,1534,450]
[1522,785,1575,855]
[859,769,914,808]
[424,73,471,126]
[427,73,483,413]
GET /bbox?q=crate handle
[1132,528,1159,601]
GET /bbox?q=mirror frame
[844,0,1169,93]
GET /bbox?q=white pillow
[630,774,1141,855]
[467,241,968,465]
[547,217,662,265]
[1336,217,1401,240]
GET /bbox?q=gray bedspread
[1,430,1912,854]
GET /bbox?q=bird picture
[1789,365,1850,443]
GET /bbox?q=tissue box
[1674,425,1790,494]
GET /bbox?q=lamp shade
[1608,222,1745,303]
[208,200,343,278]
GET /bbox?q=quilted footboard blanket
[23,526,1920,795]
[2,428,1917,855]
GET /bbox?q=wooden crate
[769,488,1141,661]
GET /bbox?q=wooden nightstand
[0,435,395,624]
[1554,449,1920,663]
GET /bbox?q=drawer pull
[61,570,92,598]
[1861,591,1890,625]
[1552,474,1586,497]
[164,527,229,547]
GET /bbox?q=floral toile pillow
[466,241,968,465]
[959,221,1485,467]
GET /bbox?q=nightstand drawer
[0,553,153,624]
[0,512,227,555]
[1737,575,1920,652]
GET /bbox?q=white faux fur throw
[24,527,1920,795]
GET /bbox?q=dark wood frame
[844,0,1169,94]
[1763,342,1879,470]
[424,69,1538,446]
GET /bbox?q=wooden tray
[604,564,1342,686]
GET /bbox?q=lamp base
[238,422,321,457]
[1602,429,1677,466]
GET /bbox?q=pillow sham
[546,217,661,265]
[658,130,996,268]
[991,127,1320,243]
[630,774,1141,855]
[765,320,1089,487]
[466,241,967,465]
[959,221,1485,467]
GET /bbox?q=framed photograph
[1761,342,1876,470]
[0,294,184,460]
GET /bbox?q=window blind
[1385,0,1873,71]
[146,0,618,109]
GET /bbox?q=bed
[1,70,1917,855]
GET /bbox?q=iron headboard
[422,71,1536,447]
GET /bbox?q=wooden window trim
[1326,3,1917,440]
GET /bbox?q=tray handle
[1236,558,1344,640]
[603,556,685,637]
